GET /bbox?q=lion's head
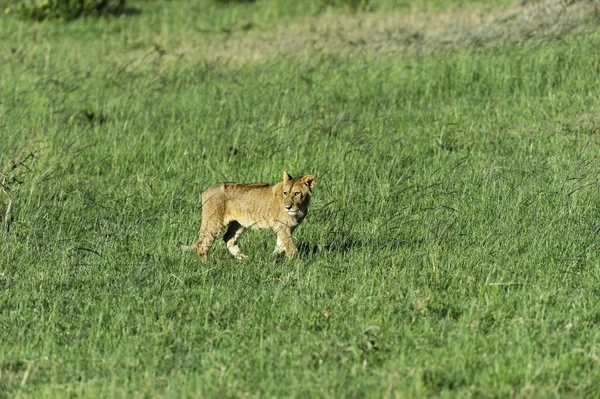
[282,171,316,218]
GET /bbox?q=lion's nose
[285,204,293,210]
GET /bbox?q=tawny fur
[178,171,316,262]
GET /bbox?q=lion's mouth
[287,210,299,216]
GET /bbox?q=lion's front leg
[275,228,298,259]
[273,236,285,255]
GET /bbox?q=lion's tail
[177,241,194,252]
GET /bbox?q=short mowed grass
[2,0,600,397]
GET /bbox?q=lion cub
[178,171,316,262]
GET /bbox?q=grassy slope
[2,0,600,397]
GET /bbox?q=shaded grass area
[2,0,600,397]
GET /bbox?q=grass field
[2,0,600,397]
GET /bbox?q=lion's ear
[301,175,316,191]
[283,171,293,183]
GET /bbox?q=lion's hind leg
[184,200,226,262]
[192,221,224,262]
[224,221,247,260]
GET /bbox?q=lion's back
[202,182,279,228]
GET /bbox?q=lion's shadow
[297,235,364,257]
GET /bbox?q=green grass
[2,0,600,397]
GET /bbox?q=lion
[178,171,316,262]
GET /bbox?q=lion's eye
[283,192,288,196]
[294,192,300,196]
